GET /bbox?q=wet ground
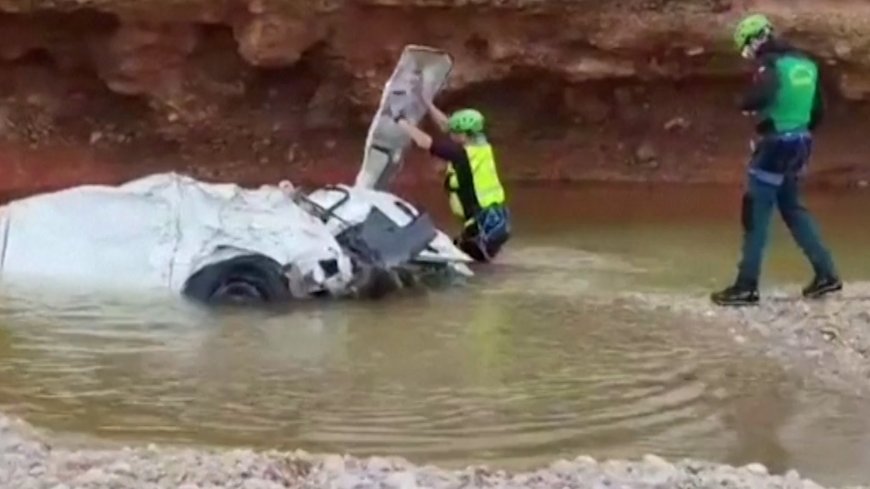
[1,184,870,487]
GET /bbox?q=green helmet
[734,13,773,51]
[447,108,485,134]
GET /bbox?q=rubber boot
[802,275,843,299]
[711,281,760,307]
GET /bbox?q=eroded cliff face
[1,0,870,196]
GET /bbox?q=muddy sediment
[1,413,864,489]
[3,1,870,194]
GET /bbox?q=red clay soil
[1,0,870,197]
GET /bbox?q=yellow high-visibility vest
[445,143,506,221]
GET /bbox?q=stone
[664,117,690,131]
[321,454,345,472]
[74,467,109,485]
[549,459,576,475]
[575,455,598,467]
[384,470,418,489]
[642,454,671,469]
[367,456,393,472]
[633,141,658,166]
[743,463,768,475]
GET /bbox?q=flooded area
[2,184,870,487]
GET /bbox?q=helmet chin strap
[742,31,771,59]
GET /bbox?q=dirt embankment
[2,0,870,196]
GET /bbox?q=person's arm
[396,118,433,150]
[429,137,481,221]
[741,62,779,113]
[394,118,479,220]
[741,60,779,135]
[809,77,826,132]
[425,100,449,132]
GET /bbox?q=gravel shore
[625,281,870,396]
[2,414,866,489]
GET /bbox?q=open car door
[353,45,453,190]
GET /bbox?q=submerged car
[0,45,473,305]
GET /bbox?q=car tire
[182,254,291,305]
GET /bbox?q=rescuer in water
[393,96,510,263]
[711,13,842,306]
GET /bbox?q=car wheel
[182,254,291,305]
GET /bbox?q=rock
[664,117,690,131]
[633,141,658,167]
[108,461,132,474]
[242,479,286,489]
[743,462,768,475]
[574,455,598,467]
[320,454,345,472]
[74,467,109,485]
[834,41,852,58]
[642,454,671,469]
[367,456,393,472]
[384,470,418,489]
[821,327,839,342]
[549,459,576,475]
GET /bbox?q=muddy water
[2,184,870,486]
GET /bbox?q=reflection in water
[1,185,870,487]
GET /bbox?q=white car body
[0,173,354,296]
[0,45,473,303]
